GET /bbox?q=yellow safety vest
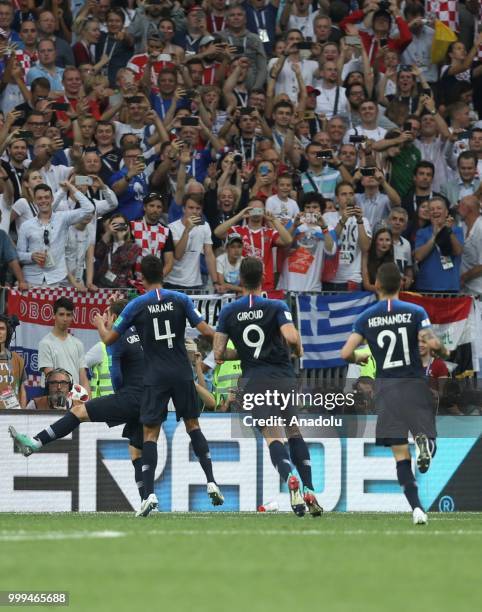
[212,342,242,409]
[91,344,114,398]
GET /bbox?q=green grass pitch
[1,512,481,612]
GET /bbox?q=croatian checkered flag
[426,0,459,32]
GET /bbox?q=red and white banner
[426,0,459,32]
[7,288,232,388]
[400,292,475,352]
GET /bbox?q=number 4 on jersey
[153,319,176,348]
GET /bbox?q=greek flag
[296,292,377,369]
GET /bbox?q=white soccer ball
[69,384,89,402]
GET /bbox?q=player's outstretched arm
[280,323,303,358]
[93,313,120,346]
[341,332,366,363]
[196,321,215,339]
[213,332,229,364]
[418,328,449,358]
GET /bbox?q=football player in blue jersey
[214,256,323,517]
[9,299,148,504]
[341,262,448,525]
[94,255,224,517]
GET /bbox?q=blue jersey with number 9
[353,299,432,379]
[113,289,204,384]
[217,295,295,376]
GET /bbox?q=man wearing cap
[268,29,317,103]
[216,233,244,294]
[340,1,412,70]
[186,35,231,86]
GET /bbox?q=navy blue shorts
[374,379,436,446]
[141,381,199,425]
[85,389,143,449]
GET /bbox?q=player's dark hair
[54,297,74,314]
[376,262,401,295]
[109,300,128,317]
[240,257,263,290]
[140,255,164,284]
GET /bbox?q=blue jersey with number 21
[353,299,432,379]
[113,289,204,384]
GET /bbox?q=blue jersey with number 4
[217,295,295,376]
[353,299,431,379]
[113,289,204,384]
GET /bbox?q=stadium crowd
[0,0,481,412]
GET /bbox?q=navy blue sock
[35,412,81,446]
[142,441,157,497]
[269,440,292,482]
[189,429,214,483]
[132,458,145,500]
[288,437,314,490]
[396,459,422,510]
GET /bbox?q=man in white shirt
[17,181,95,287]
[165,196,218,291]
[324,182,372,290]
[267,29,317,103]
[344,100,387,143]
[459,195,482,296]
[313,61,349,120]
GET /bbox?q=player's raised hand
[93,313,105,329]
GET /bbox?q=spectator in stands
[361,227,394,292]
[299,141,345,199]
[469,128,482,177]
[165,195,218,292]
[26,39,64,95]
[440,151,481,208]
[278,192,336,292]
[354,166,400,229]
[214,198,293,292]
[17,182,95,287]
[414,197,464,292]
[37,9,75,67]
[387,207,414,290]
[220,4,267,91]
[94,213,141,289]
[458,195,482,297]
[324,181,371,291]
[131,193,174,281]
[344,100,387,142]
[0,315,26,409]
[38,297,90,391]
[109,145,151,221]
[401,161,439,224]
[0,212,28,290]
[265,173,299,222]
[216,233,244,294]
[26,367,74,410]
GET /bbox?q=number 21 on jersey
[377,327,410,369]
